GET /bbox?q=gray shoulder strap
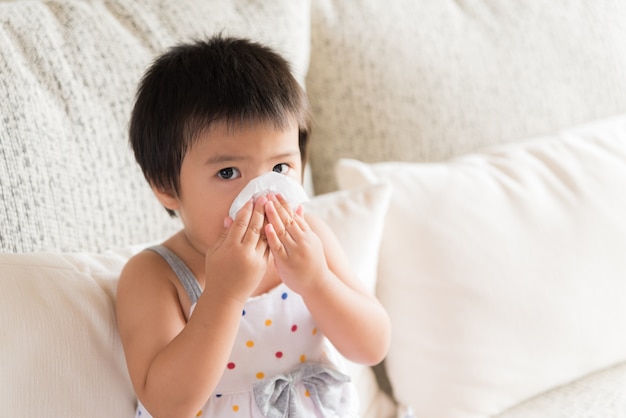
[147,245,202,305]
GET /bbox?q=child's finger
[273,192,291,208]
[295,204,304,217]
[265,223,287,258]
[243,195,268,247]
[264,198,288,238]
[292,205,308,231]
[267,193,296,230]
[211,216,233,249]
[228,198,254,241]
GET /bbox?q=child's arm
[264,194,391,365]
[116,198,268,417]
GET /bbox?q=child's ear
[151,184,180,212]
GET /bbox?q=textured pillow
[0,182,392,417]
[496,361,626,418]
[307,0,626,193]
[336,115,626,417]
[0,0,310,253]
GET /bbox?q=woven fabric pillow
[336,114,626,417]
[0,0,310,253]
[307,0,626,193]
[496,361,626,418]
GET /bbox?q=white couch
[2,1,626,417]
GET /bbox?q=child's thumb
[213,216,233,246]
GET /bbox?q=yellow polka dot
[265,319,272,326]
[232,405,239,412]
[300,354,306,363]
[312,327,318,335]
[246,340,254,348]
[256,372,265,379]
[304,389,311,397]
[196,411,203,417]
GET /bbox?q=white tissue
[228,172,309,219]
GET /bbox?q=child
[116,35,391,418]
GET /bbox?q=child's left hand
[264,193,327,295]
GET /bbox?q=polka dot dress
[136,246,358,417]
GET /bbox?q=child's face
[169,121,302,253]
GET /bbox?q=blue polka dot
[216,393,222,398]
[242,310,246,316]
[281,292,288,300]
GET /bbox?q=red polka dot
[227,362,236,370]
[291,324,298,332]
[275,351,283,358]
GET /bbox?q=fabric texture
[336,114,626,418]
[0,182,392,418]
[254,362,353,418]
[496,361,626,418]
[0,0,311,253]
[307,0,626,193]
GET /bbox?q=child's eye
[217,167,241,180]
[272,163,290,174]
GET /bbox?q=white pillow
[0,182,391,417]
[336,114,626,418]
[0,247,140,417]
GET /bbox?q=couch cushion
[496,361,626,418]
[336,114,626,417]
[0,0,310,253]
[0,247,139,416]
[0,182,391,417]
[308,0,626,193]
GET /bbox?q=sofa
[1,1,626,417]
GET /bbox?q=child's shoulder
[118,246,179,298]
[122,247,167,277]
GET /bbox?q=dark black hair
[129,35,311,216]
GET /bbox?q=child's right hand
[203,196,269,303]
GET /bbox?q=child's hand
[204,196,269,303]
[264,193,327,295]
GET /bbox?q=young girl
[116,35,391,418]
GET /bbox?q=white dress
[135,245,358,418]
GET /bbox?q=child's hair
[129,35,311,217]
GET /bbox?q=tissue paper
[228,172,309,219]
